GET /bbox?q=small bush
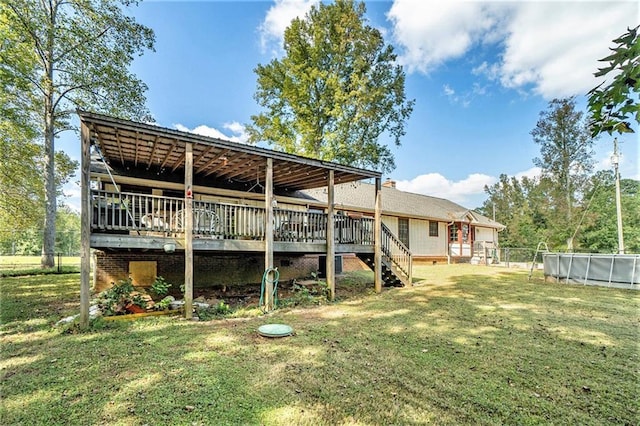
[280,282,330,307]
[195,301,232,320]
[93,278,147,316]
[150,276,172,299]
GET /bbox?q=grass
[1,265,638,425]
[0,256,81,277]
[0,255,80,268]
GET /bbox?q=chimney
[382,179,396,189]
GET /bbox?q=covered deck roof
[79,111,381,191]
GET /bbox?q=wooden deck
[91,189,375,253]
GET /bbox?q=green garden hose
[259,267,279,312]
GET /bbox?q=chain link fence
[490,247,623,270]
[0,252,81,272]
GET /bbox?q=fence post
[57,252,61,273]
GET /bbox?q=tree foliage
[579,172,640,253]
[481,171,640,252]
[587,25,639,136]
[1,0,154,266]
[247,0,413,173]
[530,97,595,249]
[0,206,80,256]
[479,174,548,248]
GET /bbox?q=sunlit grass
[1,266,638,425]
[0,255,80,267]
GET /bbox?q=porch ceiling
[79,111,381,191]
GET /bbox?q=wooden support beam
[184,142,194,319]
[146,134,161,170]
[196,149,230,175]
[134,131,140,166]
[264,158,274,311]
[191,145,214,171]
[115,129,125,167]
[374,177,382,293]
[214,154,253,179]
[327,170,335,300]
[159,139,178,169]
[80,121,91,328]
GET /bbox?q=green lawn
[1,265,638,425]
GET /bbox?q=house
[77,112,503,326]
[77,111,404,326]
[298,180,505,264]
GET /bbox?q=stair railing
[381,223,412,283]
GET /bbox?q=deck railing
[91,190,184,233]
[336,214,374,244]
[90,190,375,245]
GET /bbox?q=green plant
[280,282,330,307]
[195,301,232,320]
[93,277,147,316]
[155,296,173,311]
[131,294,148,310]
[150,276,172,299]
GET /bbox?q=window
[398,218,409,248]
[449,223,459,241]
[462,224,469,242]
[429,221,438,237]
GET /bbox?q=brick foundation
[93,250,321,292]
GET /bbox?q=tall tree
[56,205,81,256]
[0,7,42,230]
[2,0,154,267]
[587,25,639,136]
[531,97,595,250]
[480,174,547,248]
[579,172,640,253]
[247,0,413,173]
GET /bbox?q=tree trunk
[41,4,57,269]
[41,107,56,268]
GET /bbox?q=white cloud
[388,0,637,99]
[387,0,508,73]
[259,0,318,55]
[174,123,249,144]
[499,2,636,98]
[514,167,542,180]
[62,182,81,213]
[222,121,250,143]
[443,84,455,97]
[395,172,496,203]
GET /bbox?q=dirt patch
[183,275,373,309]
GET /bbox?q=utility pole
[611,138,625,254]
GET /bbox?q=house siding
[408,218,448,257]
[475,227,494,242]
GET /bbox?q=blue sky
[60,0,639,209]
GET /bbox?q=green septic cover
[257,323,293,338]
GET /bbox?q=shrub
[195,301,232,320]
[150,276,172,299]
[93,278,148,316]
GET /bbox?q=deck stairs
[356,223,412,287]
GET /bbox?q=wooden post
[264,158,274,311]
[374,177,382,293]
[326,170,335,300]
[79,121,91,328]
[184,143,193,319]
